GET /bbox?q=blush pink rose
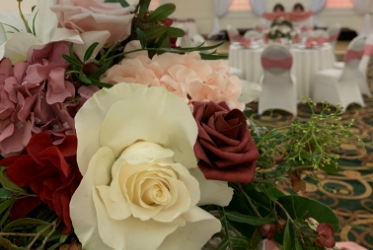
[101,52,243,109]
[51,0,135,45]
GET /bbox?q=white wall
[0,0,37,13]
[169,0,368,36]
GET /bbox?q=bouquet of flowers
[0,0,361,250]
[268,17,293,40]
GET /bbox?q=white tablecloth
[229,45,335,101]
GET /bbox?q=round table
[229,44,336,101]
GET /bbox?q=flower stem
[17,0,32,34]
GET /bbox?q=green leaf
[137,28,147,49]
[250,227,262,248]
[91,60,113,79]
[200,53,228,60]
[226,212,275,226]
[0,188,12,199]
[145,4,176,23]
[295,240,303,250]
[3,218,48,232]
[139,0,151,13]
[79,73,92,84]
[104,0,129,7]
[47,242,63,250]
[143,26,168,40]
[0,237,25,250]
[319,161,340,174]
[117,0,129,7]
[277,196,339,231]
[84,42,99,62]
[60,234,69,243]
[167,27,184,38]
[216,239,230,250]
[0,204,12,227]
[283,219,294,250]
[0,198,15,215]
[0,168,27,195]
[62,54,83,67]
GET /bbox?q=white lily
[0,0,108,63]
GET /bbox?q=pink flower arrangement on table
[0,0,352,250]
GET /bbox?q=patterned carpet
[248,90,373,248]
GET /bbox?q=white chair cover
[226,25,241,42]
[258,45,297,116]
[313,36,366,111]
[327,23,341,47]
[243,30,262,40]
[356,33,373,97]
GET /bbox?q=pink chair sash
[261,56,293,69]
[344,49,364,63]
[363,44,373,56]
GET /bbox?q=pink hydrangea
[101,52,243,109]
[0,42,92,156]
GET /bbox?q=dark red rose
[0,132,82,233]
[192,101,259,183]
[316,223,335,248]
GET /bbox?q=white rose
[70,83,233,250]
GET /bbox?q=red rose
[316,223,335,248]
[0,132,82,233]
[192,101,259,183]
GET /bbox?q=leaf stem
[274,201,294,223]
[26,219,59,250]
[238,184,263,219]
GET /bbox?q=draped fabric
[350,0,372,36]
[262,11,314,22]
[209,0,233,37]
[249,0,266,16]
[309,0,326,26]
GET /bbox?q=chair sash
[344,49,364,63]
[261,56,293,70]
[363,44,373,56]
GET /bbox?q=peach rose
[101,52,244,110]
[51,0,135,45]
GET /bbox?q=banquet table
[229,44,336,101]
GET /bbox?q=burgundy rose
[316,223,336,248]
[192,101,259,183]
[0,132,82,233]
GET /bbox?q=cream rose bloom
[70,83,233,250]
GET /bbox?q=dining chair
[327,23,341,48]
[258,45,297,116]
[227,25,242,42]
[334,34,372,97]
[243,30,262,40]
[312,36,366,111]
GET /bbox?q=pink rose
[51,0,135,45]
[101,52,244,109]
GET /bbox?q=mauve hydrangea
[0,42,92,156]
[101,52,243,110]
